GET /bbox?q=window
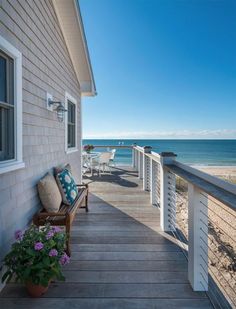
[0,50,14,161]
[0,35,24,174]
[65,92,77,153]
[67,100,76,148]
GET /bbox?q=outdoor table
[82,151,100,176]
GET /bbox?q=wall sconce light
[48,99,67,122]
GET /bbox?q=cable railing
[133,145,236,309]
[175,181,236,306]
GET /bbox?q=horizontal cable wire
[200,193,236,219]
[199,210,236,245]
[200,200,236,230]
[200,237,236,294]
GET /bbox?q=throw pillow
[37,173,62,212]
[54,163,72,176]
[56,169,78,205]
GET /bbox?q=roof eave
[52,0,96,97]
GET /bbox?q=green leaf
[40,278,50,287]
[2,270,12,283]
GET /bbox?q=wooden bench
[33,183,88,256]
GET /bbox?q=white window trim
[0,35,24,175]
[65,92,78,154]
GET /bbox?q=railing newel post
[139,151,144,180]
[143,146,152,191]
[159,152,177,232]
[137,150,140,175]
[150,159,155,205]
[188,184,208,291]
[132,143,137,169]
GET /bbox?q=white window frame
[0,35,24,174]
[65,92,78,154]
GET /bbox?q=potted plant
[83,144,94,153]
[1,224,70,297]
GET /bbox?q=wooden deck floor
[0,167,213,308]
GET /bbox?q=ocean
[83,139,236,166]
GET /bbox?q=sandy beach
[193,166,236,183]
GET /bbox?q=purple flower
[59,253,70,265]
[15,230,23,241]
[34,242,44,251]
[46,230,54,240]
[52,226,62,233]
[49,249,58,257]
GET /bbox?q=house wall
[0,0,82,264]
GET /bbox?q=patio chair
[109,149,116,166]
[92,152,112,176]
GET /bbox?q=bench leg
[85,191,89,212]
[65,221,71,257]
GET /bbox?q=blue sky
[80,0,236,139]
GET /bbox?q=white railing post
[137,151,140,174]
[159,152,177,232]
[132,148,135,168]
[132,144,137,169]
[139,151,144,180]
[150,159,160,206]
[143,146,152,191]
[150,159,155,205]
[136,150,139,170]
[188,184,208,291]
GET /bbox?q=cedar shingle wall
[0,0,82,259]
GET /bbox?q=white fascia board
[52,0,96,97]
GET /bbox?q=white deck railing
[132,145,236,306]
[86,144,235,306]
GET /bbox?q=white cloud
[84,129,236,139]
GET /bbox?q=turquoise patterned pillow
[56,169,78,205]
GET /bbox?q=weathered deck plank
[0,298,214,309]
[0,167,213,308]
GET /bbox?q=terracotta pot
[25,281,49,298]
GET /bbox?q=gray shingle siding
[0,0,82,263]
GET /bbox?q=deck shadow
[83,167,139,188]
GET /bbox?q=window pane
[71,124,75,146]
[67,124,71,146]
[67,100,76,149]
[0,106,14,161]
[68,101,75,124]
[0,56,7,102]
[71,104,75,123]
[68,124,75,148]
[68,102,72,123]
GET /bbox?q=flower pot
[26,281,49,298]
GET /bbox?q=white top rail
[90,145,134,149]
[174,161,236,195]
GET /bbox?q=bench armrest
[34,212,66,218]
[76,183,88,189]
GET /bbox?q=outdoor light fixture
[48,99,67,122]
